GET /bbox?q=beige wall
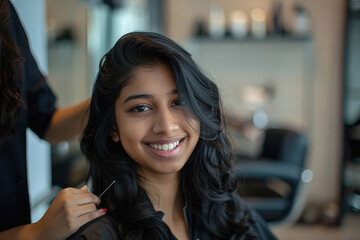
[304,0,346,205]
[46,0,88,44]
[165,0,346,206]
[46,0,89,107]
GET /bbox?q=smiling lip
[145,138,184,158]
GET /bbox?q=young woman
[70,32,277,240]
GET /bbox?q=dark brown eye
[132,105,151,112]
[172,98,185,107]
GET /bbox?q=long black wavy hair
[81,32,257,239]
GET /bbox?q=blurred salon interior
[11,0,360,239]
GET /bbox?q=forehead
[119,64,176,97]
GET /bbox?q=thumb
[79,185,88,191]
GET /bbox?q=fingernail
[102,208,108,212]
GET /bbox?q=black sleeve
[237,197,278,240]
[68,215,121,240]
[248,208,278,240]
[8,1,57,139]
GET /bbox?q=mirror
[340,0,360,223]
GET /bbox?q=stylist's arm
[37,99,108,238]
[0,100,106,240]
[0,185,105,240]
[44,99,91,145]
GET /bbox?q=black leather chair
[235,128,312,227]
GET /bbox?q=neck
[140,172,184,219]
[139,172,189,240]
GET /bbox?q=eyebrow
[123,89,178,104]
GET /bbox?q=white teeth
[149,140,181,151]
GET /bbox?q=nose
[153,107,179,133]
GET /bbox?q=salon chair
[235,127,312,227]
[51,140,89,188]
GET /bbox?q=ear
[110,127,120,142]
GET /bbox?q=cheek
[187,117,201,136]
[118,120,146,145]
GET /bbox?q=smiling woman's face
[112,63,200,179]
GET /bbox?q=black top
[0,2,57,231]
[68,203,278,240]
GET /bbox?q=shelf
[191,34,312,43]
